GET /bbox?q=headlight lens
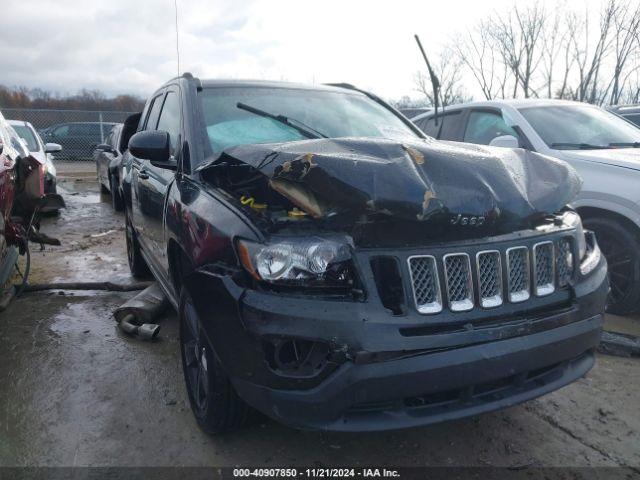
[562,211,587,259]
[237,237,354,288]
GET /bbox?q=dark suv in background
[41,121,116,160]
[122,74,607,434]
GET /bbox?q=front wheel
[179,289,250,434]
[583,216,640,314]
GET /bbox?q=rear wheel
[179,289,249,434]
[583,216,640,314]
[125,210,151,278]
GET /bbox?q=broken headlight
[562,211,586,259]
[237,237,355,288]
[561,211,601,275]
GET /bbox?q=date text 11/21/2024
[232,468,401,478]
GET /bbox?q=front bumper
[185,235,608,432]
[234,314,601,431]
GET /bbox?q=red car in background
[0,110,64,304]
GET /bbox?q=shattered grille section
[477,251,503,308]
[507,247,530,303]
[557,237,574,287]
[408,256,442,314]
[443,254,473,311]
[533,242,555,296]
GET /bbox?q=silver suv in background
[412,99,640,314]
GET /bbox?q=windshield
[12,124,40,152]
[519,105,640,150]
[199,87,419,157]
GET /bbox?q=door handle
[138,170,150,180]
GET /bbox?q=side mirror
[489,135,520,149]
[129,130,176,170]
[95,143,112,152]
[44,143,62,153]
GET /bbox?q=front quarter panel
[166,176,262,271]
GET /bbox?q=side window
[417,117,438,137]
[155,91,181,154]
[144,94,164,131]
[121,113,142,151]
[464,110,519,145]
[416,112,463,140]
[54,125,69,136]
[104,130,113,146]
[438,112,463,140]
[70,124,95,136]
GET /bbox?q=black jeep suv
[122,73,607,433]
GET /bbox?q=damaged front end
[187,136,606,431]
[199,137,581,240]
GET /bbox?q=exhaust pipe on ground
[113,282,168,341]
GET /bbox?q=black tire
[110,174,124,212]
[583,216,640,314]
[179,289,250,434]
[125,210,151,279]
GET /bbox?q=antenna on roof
[174,0,181,76]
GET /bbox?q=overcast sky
[1,0,553,101]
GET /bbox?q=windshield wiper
[608,142,640,148]
[550,142,609,150]
[236,102,327,139]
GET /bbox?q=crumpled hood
[556,147,640,171]
[207,137,582,229]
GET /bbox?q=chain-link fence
[2,108,136,161]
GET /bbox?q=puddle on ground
[49,296,120,336]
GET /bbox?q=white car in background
[412,99,640,314]
[7,119,61,195]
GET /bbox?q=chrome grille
[557,237,573,287]
[443,254,473,311]
[408,256,442,314]
[533,242,555,296]
[506,247,530,303]
[476,250,503,308]
[407,237,569,315]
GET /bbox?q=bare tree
[409,0,640,107]
[567,0,616,103]
[453,24,507,100]
[607,0,640,104]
